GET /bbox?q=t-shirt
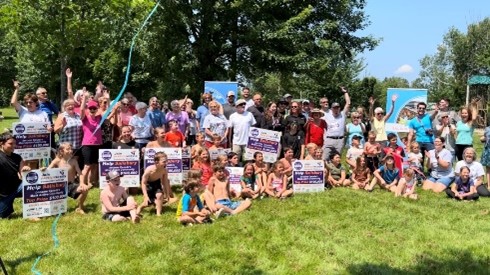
[176,193,204,217]
[165,131,185,147]
[428,149,454,178]
[81,113,102,145]
[281,131,305,159]
[166,111,190,135]
[454,177,474,194]
[323,111,347,137]
[39,101,59,124]
[222,103,236,119]
[112,140,136,149]
[129,114,152,142]
[196,105,209,131]
[347,147,364,162]
[408,114,434,143]
[18,106,49,123]
[455,121,474,145]
[408,152,422,167]
[353,167,370,182]
[373,118,387,141]
[378,165,399,183]
[148,108,166,128]
[326,162,345,181]
[0,151,23,196]
[203,114,230,143]
[118,110,133,127]
[454,161,484,183]
[305,120,327,147]
[229,111,256,145]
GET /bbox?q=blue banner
[204,81,238,104]
[385,88,428,132]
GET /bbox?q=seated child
[209,164,251,215]
[382,133,405,176]
[241,163,261,199]
[176,180,213,225]
[326,151,351,188]
[351,155,371,190]
[191,133,205,160]
[252,152,268,193]
[445,166,479,201]
[346,135,364,169]
[367,155,399,192]
[303,143,318,160]
[265,161,294,199]
[407,141,425,182]
[46,142,89,214]
[100,171,140,223]
[395,168,418,200]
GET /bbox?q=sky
[359,0,490,82]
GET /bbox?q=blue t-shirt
[39,101,59,124]
[148,109,166,128]
[408,114,433,143]
[378,165,399,183]
[196,105,209,131]
[454,177,474,193]
[455,121,474,145]
[181,193,203,212]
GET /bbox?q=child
[408,141,425,183]
[326,151,350,188]
[227,152,241,167]
[192,148,213,186]
[445,166,479,201]
[401,136,408,148]
[346,135,364,169]
[351,155,371,190]
[176,180,213,225]
[382,133,405,176]
[303,143,318,160]
[191,132,205,160]
[100,171,140,223]
[279,147,295,182]
[265,161,294,198]
[364,131,381,173]
[164,120,185,147]
[252,152,268,192]
[395,168,418,200]
[208,134,224,150]
[46,142,89,214]
[240,163,261,199]
[367,155,399,192]
[209,164,251,215]
[138,152,173,216]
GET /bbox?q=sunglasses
[89,107,98,111]
[121,103,129,106]
[376,113,384,115]
[418,107,426,110]
[353,116,360,119]
[291,106,299,108]
[320,101,328,104]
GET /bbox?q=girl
[455,107,474,161]
[445,166,479,201]
[112,125,136,149]
[368,155,399,192]
[395,168,418,200]
[253,152,268,192]
[364,131,381,173]
[407,141,425,183]
[326,151,350,188]
[303,143,318,160]
[240,163,261,199]
[346,135,364,169]
[265,161,293,199]
[351,155,371,190]
[192,148,213,186]
[146,127,172,148]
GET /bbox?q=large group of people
[1,69,490,224]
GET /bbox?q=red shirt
[305,120,327,147]
[165,130,185,147]
[192,162,212,185]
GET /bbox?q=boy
[346,135,364,169]
[208,164,251,215]
[100,171,140,223]
[208,134,224,150]
[367,155,399,192]
[176,180,213,225]
[138,152,174,216]
[164,120,185,147]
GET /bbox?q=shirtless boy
[208,164,251,215]
[100,170,140,223]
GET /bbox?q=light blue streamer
[30,213,61,275]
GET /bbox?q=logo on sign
[15,124,26,134]
[147,149,156,158]
[293,162,303,170]
[26,172,39,184]
[251,128,259,137]
[102,151,112,160]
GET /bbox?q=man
[222,91,236,119]
[247,93,265,127]
[277,98,289,117]
[241,87,254,109]
[302,100,311,119]
[36,87,59,125]
[229,99,256,159]
[283,101,307,133]
[322,87,351,160]
[148,96,166,130]
[432,98,460,128]
[319,97,329,113]
[407,102,438,162]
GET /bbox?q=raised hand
[13,80,20,89]
[369,96,375,106]
[391,94,398,102]
[66,68,72,78]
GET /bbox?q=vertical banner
[98,149,140,189]
[292,160,325,193]
[226,167,244,194]
[12,122,51,160]
[182,147,191,180]
[209,148,231,161]
[385,88,428,132]
[22,168,68,219]
[204,81,238,104]
[245,127,282,163]
[144,148,183,185]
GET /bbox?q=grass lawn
[1,107,490,274]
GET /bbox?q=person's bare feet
[28,217,41,222]
[75,208,86,215]
[132,215,141,224]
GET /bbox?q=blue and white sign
[204,81,238,104]
[385,88,428,132]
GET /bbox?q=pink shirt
[118,111,133,127]
[82,112,103,145]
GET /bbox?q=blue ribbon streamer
[30,213,61,275]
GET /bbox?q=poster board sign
[98,149,140,189]
[182,147,191,180]
[144,148,183,185]
[292,160,325,193]
[22,168,68,219]
[12,122,51,160]
[204,81,238,105]
[226,167,244,194]
[209,148,231,160]
[245,127,282,163]
[385,88,428,132]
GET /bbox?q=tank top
[58,111,83,149]
[272,174,283,191]
[373,118,387,141]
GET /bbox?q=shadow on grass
[3,252,42,275]
[347,249,490,275]
[238,263,266,275]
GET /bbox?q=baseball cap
[235,99,247,106]
[106,170,123,181]
[284,93,292,98]
[302,99,310,104]
[352,135,362,140]
[331,102,340,108]
[227,91,235,97]
[87,100,98,109]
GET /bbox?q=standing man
[283,93,293,116]
[222,91,236,119]
[322,87,351,160]
[36,87,59,150]
[407,102,438,162]
[229,99,256,160]
[302,100,311,119]
[241,87,254,109]
[148,96,166,130]
[247,93,265,127]
[319,97,329,114]
[432,98,460,128]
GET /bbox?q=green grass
[1,106,490,274]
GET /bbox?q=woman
[261,102,284,132]
[369,95,397,146]
[54,99,83,164]
[0,133,31,219]
[203,100,229,148]
[454,147,489,197]
[304,108,327,151]
[117,98,134,132]
[345,111,366,148]
[80,92,103,188]
[98,97,119,148]
[280,121,304,160]
[112,126,136,149]
[435,112,456,161]
[165,100,189,136]
[455,107,474,161]
[146,127,172,148]
[197,93,213,132]
[11,80,49,123]
[129,102,153,149]
[423,137,454,193]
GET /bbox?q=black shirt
[0,151,23,196]
[281,131,305,159]
[247,105,265,127]
[283,114,307,132]
[112,140,136,149]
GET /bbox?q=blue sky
[358,0,490,82]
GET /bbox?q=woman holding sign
[0,133,31,219]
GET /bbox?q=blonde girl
[351,155,371,190]
[395,168,418,200]
[303,143,318,160]
[265,161,293,199]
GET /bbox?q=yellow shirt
[373,118,387,141]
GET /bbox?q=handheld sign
[209,148,231,160]
[182,147,191,180]
[245,127,282,163]
[144,148,183,185]
[226,167,244,194]
[99,149,140,189]
[292,160,325,193]
[13,122,51,160]
[22,168,68,219]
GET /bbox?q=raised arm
[10,80,22,113]
[341,87,351,114]
[79,90,89,121]
[384,94,397,121]
[66,68,74,99]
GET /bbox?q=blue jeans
[0,184,22,219]
[418,141,435,164]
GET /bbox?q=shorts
[102,200,130,221]
[146,180,163,204]
[81,145,102,165]
[67,181,82,199]
[216,199,241,210]
[427,176,454,187]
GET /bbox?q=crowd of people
[1,68,490,224]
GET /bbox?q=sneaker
[214,208,224,219]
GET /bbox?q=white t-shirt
[203,113,230,142]
[346,147,364,161]
[323,111,346,137]
[129,114,152,142]
[428,149,454,178]
[18,106,49,123]
[454,160,485,182]
[229,111,256,145]
[408,152,423,167]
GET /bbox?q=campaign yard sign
[13,122,51,160]
[144,148,183,185]
[226,167,244,194]
[245,127,282,163]
[292,160,325,193]
[99,149,140,189]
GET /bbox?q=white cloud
[395,64,413,74]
